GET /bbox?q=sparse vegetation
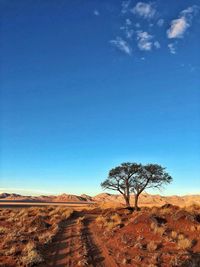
[21,248,43,266]
[147,241,158,252]
[0,206,73,266]
[150,222,166,236]
[0,204,200,266]
[177,237,193,250]
[171,230,178,239]
[0,227,7,234]
[95,204,200,266]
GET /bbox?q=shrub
[150,223,165,236]
[147,241,158,252]
[4,245,18,256]
[21,249,43,266]
[110,214,121,225]
[190,225,196,232]
[38,231,54,245]
[0,227,7,234]
[178,234,185,240]
[171,230,178,239]
[23,241,36,253]
[177,237,193,250]
[96,215,107,226]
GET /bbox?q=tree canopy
[101,162,172,209]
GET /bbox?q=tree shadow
[180,253,200,267]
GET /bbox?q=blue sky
[0,0,200,196]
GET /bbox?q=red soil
[1,205,200,267]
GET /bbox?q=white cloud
[132,2,156,19]
[136,31,153,51]
[157,19,164,27]
[168,43,176,54]
[167,17,189,39]
[110,37,132,55]
[167,5,199,39]
[93,9,100,16]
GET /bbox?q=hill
[0,192,200,206]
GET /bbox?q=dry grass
[190,225,196,232]
[171,230,178,239]
[147,241,158,252]
[0,227,7,234]
[97,201,124,210]
[106,214,122,230]
[97,205,200,266]
[4,246,19,256]
[158,207,172,216]
[110,214,122,224]
[96,215,107,226]
[0,206,73,266]
[105,221,117,230]
[178,233,185,240]
[177,237,193,250]
[96,213,122,230]
[150,222,166,236]
[21,249,43,266]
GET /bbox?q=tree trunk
[123,195,130,207]
[134,194,139,211]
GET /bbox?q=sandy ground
[0,201,95,208]
[38,210,117,267]
[1,204,200,266]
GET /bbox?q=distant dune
[0,192,200,206]
[53,193,89,202]
[0,193,91,203]
[94,192,200,207]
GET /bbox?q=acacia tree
[131,164,172,210]
[101,162,141,207]
[101,162,172,210]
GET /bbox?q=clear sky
[0,0,200,196]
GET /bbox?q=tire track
[39,211,118,267]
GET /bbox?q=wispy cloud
[93,9,100,16]
[154,41,161,49]
[110,37,132,55]
[157,19,164,27]
[135,23,141,28]
[168,43,176,54]
[126,18,132,25]
[120,18,134,39]
[132,2,156,19]
[121,0,131,14]
[167,5,199,39]
[181,5,199,17]
[136,31,153,51]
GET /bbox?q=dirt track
[39,211,117,267]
